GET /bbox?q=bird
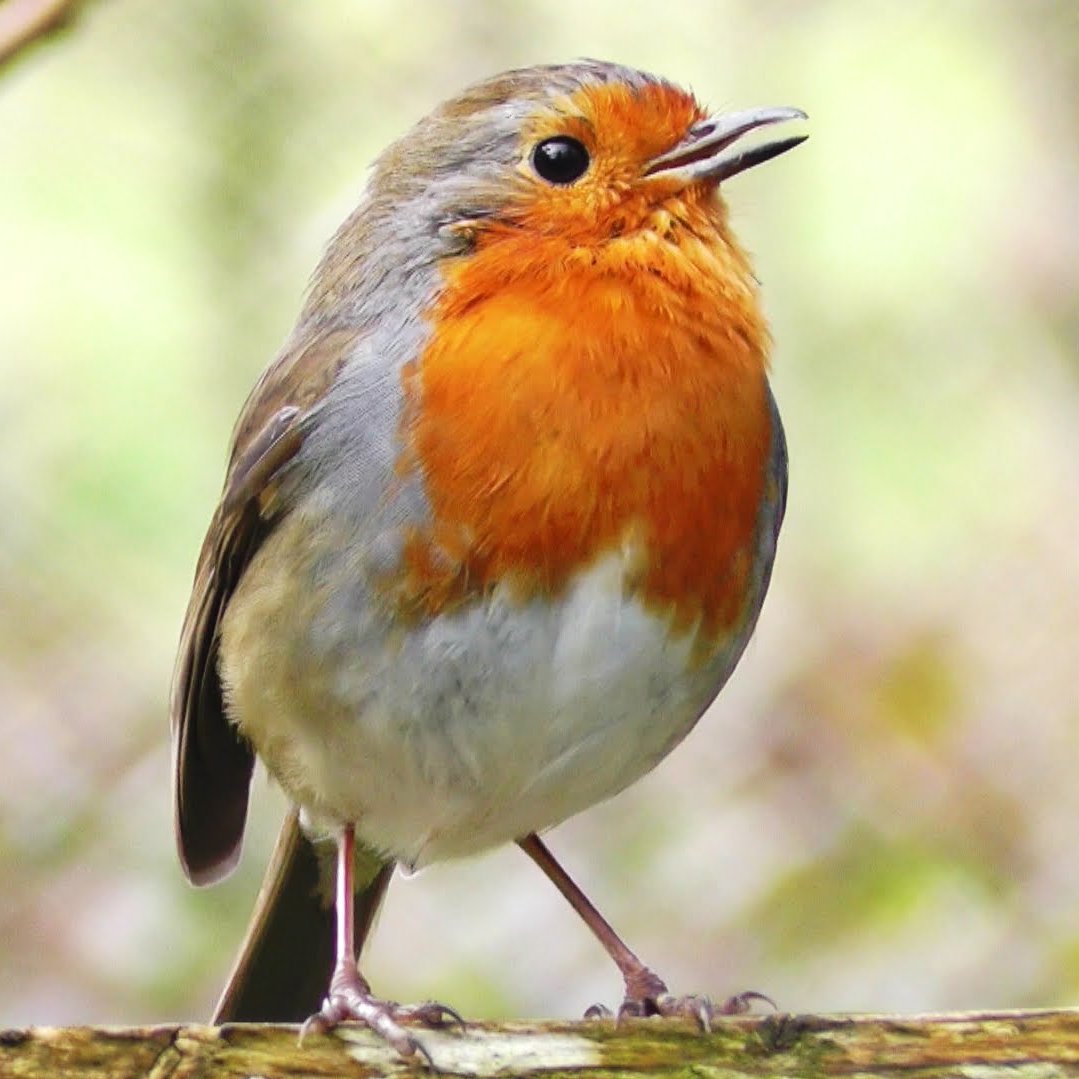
[171,59,805,1059]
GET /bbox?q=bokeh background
[2,0,1078,1026]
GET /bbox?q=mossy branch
[4,1010,1079,1077]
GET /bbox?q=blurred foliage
[1,0,1078,1026]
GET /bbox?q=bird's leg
[301,824,462,1063]
[518,833,768,1029]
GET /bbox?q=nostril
[687,121,716,141]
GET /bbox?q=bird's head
[316,60,805,299]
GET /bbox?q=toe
[653,993,715,1033]
[397,1000,467,1030]
[612,987,774,1033]
[718,989,776,1015]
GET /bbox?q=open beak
[644,106,807,186]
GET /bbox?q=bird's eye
[531,136,590,185]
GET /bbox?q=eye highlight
[531,136,590,185]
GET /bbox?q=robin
[171,59,805,1059]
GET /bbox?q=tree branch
[3,1010,1079,1077]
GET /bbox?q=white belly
[224,542,718,869]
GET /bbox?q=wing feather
[170,327,358,884]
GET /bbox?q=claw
[298,1012,325,1045]
[654,994,715,1034]
[405,1034,438,1071]
[719,989,776,1015]
[697,1001,712,1034]
[395,1000,467,1030]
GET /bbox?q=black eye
[531,136,590,185]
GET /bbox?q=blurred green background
[2,0,1078,1026]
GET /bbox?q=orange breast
[392,197,775,653]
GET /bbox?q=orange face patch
[508,80,707,241]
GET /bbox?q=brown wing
[170,327,358,886]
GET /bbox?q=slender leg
[518,833,666,1004]
[335,823,357,970]
[302,825,462,1062]
[518,833,768,1028]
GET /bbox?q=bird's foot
[300,962,464,1065]
[585,967,774,1033]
